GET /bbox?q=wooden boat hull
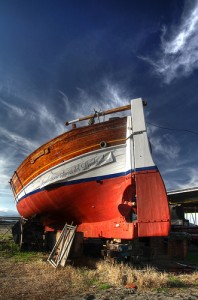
[10,99,170,239]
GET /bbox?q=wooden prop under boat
[10,98,170,239]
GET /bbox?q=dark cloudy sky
[1,0,198,213]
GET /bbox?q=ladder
[47,223,77,268]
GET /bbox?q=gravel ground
[61,286,198,300]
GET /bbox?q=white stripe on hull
[16,144,127,202]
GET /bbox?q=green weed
[0,234,44,262]
[156,287,168,293]
[98,283,112,290]
[0,237,19,256]
[167,276,185,287]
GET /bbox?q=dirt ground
[0,225,198,300]
[0,257,197,300]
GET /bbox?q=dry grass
[174,271,198,285]
[0,231,198,299]
[97,261,169,289]
[96,261,198,289]
[0,259,95,299]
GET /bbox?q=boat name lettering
[39,151,114,188]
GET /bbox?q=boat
[10,98,170,242]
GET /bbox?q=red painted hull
[17,169,170,239]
